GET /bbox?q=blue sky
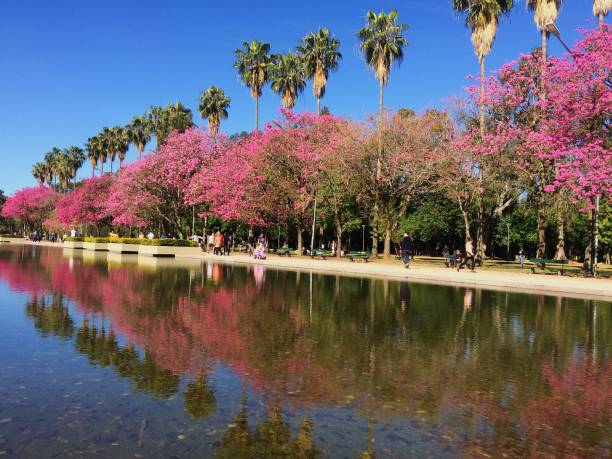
[0,0,598,194]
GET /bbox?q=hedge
[65,236,197,247]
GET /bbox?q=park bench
[345,251,370,262]
[529,258,569,274]
[275,247,294,257]
[310,249,333,259]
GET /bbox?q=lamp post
[545,23,574,56]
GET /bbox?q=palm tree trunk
[91,165,95,178]
[599,13,604,30]
[371,78,384,257]
[480,57,485,140]
[317,96,321,116]
[541,29,547,95]
[110,158,113,174]
[255,94,259,131]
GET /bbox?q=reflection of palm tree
[183,369,216,419]
[218,398,319,458]
[26,294,74,338]
[217,394,254,459]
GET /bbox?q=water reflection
[0,244,610,458]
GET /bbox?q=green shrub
[69,236,197,247]
[84,237,110,243]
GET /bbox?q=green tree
[357,10,407,256]
[234,40,273,131]
[297,28,342,114]
[270,53,306,109]
[198,86,231,136]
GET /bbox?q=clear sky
[0,0,598,194]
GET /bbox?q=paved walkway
[3,239,611,300]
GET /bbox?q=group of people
[250,233,267,260]
[442,237,476,272]
[202,230,233,256]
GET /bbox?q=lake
[0,244,610,458]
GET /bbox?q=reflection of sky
[0,284,459,458]
[1,246,611,458]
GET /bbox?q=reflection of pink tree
[519,358,612,457]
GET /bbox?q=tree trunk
[479,57,485,140]
[110,158,113,174]
[335,221,342,258]
[255,94,259,132]
[475,198,486,262]
[554,215,566,260]
[536,189,547,258]
[297,229,303,256]
[458,199,471,241]
[600,13,604,30]
[370,214,378,257]
[91,165,95,178]
[317,96,320,116]
[383,223,392,259]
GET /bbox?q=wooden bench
[529,258,569,274]
[310,249,333,259]
[345,251,370,262]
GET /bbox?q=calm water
[0,245,610,458]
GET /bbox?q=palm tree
[146,102,194,147]
[54,150,73,192]
[234,40,273,131]
[453,0,513,138]
[44,147,62,187]
[593,0,611,28]
[198,86,231,136]
[358,10,407,257]
[297,28,342,114]
[127,116,152,160]
[270,53,306,109]
[113,127,129,169]
[100,127,116,173]
[527,0,563,77]
[32,162,47,185]
[358,10,407,134]
[65,146,85,187]
[85,137,100,177]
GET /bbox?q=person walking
[458,237,475,272]
[518,246,526,268]
[400,233,413,268]
[223,232,232,256]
